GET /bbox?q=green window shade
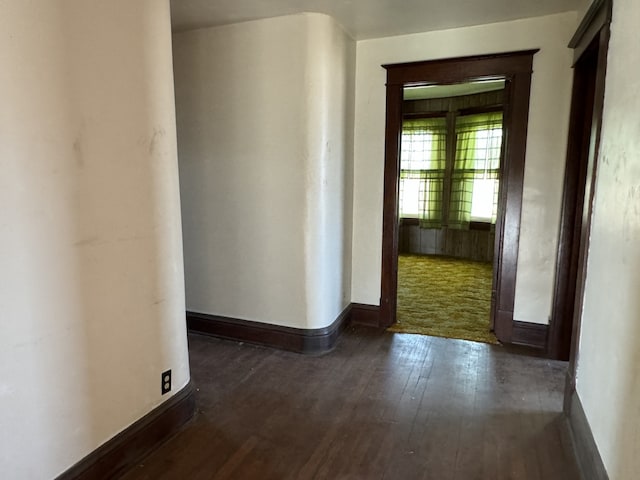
[399,117,447,229]
[449,112,503,229]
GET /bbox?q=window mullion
[442,110,457,227]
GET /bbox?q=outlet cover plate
[161,369,171,395]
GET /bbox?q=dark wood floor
[120,325,580,480]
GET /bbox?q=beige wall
[351,12,576,324]
[0,1,190,478]
[575,0,640,477]
[173,13,355,329]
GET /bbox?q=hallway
[121,325,580,479]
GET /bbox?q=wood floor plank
[120,325,580,480]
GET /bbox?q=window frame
[398,106,504,228]
[398,113,448,224]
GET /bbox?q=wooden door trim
[569,0,613,64]
[561,0,612,392]
[548,37,601,361]
[379,50,537,345]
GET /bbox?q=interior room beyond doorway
[391,80,504,344]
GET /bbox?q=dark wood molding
[550,2,611,363]
[493,308,513,339]
[548,37,601,361]
[380,50,537,343]
[565,389,610,480]
[380,79,403,327]
[57,381,195,480]
[403,90,503,117]
[458,105,504,116]
[469,221,492,231]
[400,217,420,226]
[187,306,351,354]
[493,65,534,343]
[383,50,539,86]
[569,0,612,63]
[566,23,611,388]
[350,303,382,327]
[511,321,548,349]
[402,111,448,120]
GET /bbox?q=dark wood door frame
[379,51,537,344]
[553,0,611,377]
[548,38,607,360]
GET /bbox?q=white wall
[302,15,356,328]
[173,13,355,330]
[0,1,189,478]
[351,12,576,324]
[575,0,640,477]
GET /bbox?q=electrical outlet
[161,369,171,395]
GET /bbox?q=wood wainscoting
[399,224,495,263]
[57,382,195,480]
[187,306,351,355]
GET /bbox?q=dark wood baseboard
[189,303,548,353]
[349,305,550,352]
[57,381,195,480]
[511,320,548,349]
[494,308,515,343]
[187,305,351,355]
[350,303,381,327]
[565,387,609,480]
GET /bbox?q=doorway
[391,81,505,344]
[548,40,601,361]
[550,2,611,366]
[379,51,537,345]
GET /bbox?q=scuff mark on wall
[73,137,84,168]
[149,127,166,156]
[73,121,86,168]
[74,236,100,247]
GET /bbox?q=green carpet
[389,254,499,344]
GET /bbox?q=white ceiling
[170,0,581,39]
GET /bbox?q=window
[399,117,447,227]
[450,112,503,227]
[399,111,503,229]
